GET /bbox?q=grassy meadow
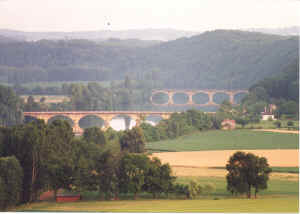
[14,174,299,212]
[146,130,299,152]
[15,197,298,212]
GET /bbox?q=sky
[0,0,299,32]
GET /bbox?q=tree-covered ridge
[0,30,297,90]
[242,59,299,119]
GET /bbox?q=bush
[203,183,216,194]
[274,121,281,128]
[287,121,294,127]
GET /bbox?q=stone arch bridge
[150,89,248,106]
[23,111,172,135]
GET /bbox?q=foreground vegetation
[15,197,298,212]
[146,130,299,152]
[15,173,299,212]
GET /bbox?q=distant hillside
[133,30,298,89]
[245,26,299,36]
[0,35,20,43]
[0,30,297,90]
[0,28,199,42]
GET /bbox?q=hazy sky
[0,0,299,32]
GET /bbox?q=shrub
[274,121,281,128]
[203,183,216,194]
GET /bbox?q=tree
[2,120,48,203]
[71,138,101,194]
[273,121,281,128]
[0,85,23,127]
[94,150,121,200]
[83,127,107,146]
[143,157,175,198]
[226,151,272,198]
[120,127,146,153]
[0,156,23,210]
[44,120,75,198]
[235,117,249,128]
[118,153,149,199]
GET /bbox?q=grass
[241,120,299,130]
[271,167,299,174]
[210,166,299,174]
[13,175,299,212]
[15,197,298,212]
[146,130,299,152]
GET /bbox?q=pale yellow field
[153,149,299,179]
[152,149,299,168]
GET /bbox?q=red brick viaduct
[150,89,248,106]
[23,111,172,135]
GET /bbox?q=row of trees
[0,120,178,210]
[141,109,221,142]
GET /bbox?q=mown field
[14,173,299,212]
[146,130,299,152]
[15,197,298,212]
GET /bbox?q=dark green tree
[118,153,149,199]
[120,127,146,153]
[0,156,23,210]
[143,157,175,198]
[95,150,121,200]
[0,85,23,127]
[44,120,75,198]
[2,120,48,203]
[83,127,107,146]
[226,151,272,198]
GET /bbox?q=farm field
[152,149,298,168]
[146,130,299,152]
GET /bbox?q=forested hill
[0,30,298,90]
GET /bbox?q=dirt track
[152,149,299,168]
[253,129,299,134]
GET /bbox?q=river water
[109,118,156,131]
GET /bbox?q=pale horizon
[0,0,299,32]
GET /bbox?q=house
[261,104,276,121]
[221,119,236,130]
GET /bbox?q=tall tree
[83,127,107,146]
[0,156,23,210]
[0,85,23,127]
[44,120,75,198]
[2,120,48,202]
[120,127,146,153]
[226,151,272,198]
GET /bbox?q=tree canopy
[226,151,272,198]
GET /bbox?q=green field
[14,175,299,212]
[146,130,299,152]
[242,120,299,130]
[15,197,298,212]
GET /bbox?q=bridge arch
[192,92,209,104]
[173,92,189,105]
[213,92,230,104]
[233,92,248,104]
[145,115,163,126]
[48,115,74,127]
[24,115,39,124]
[78,115,105,130]
[150,91,170,105]
[109,114,136,131]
